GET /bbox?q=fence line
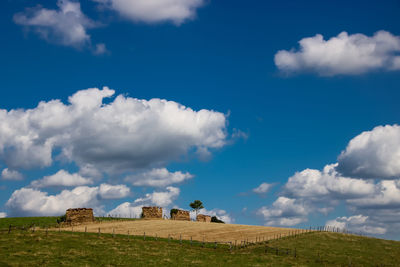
[1,223,366,255]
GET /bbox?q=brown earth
[59,219,300,243]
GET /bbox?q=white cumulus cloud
[326,215,386,235]
[107,186,180,217]
[30,170,93,188]
[6,184,130,216]
[13,0,105,53]
[107,202,143,218]
[275,30,400,76]
[98,183,130,199]
[189,208,233,224]
[125,168,193,187]
[257,197,308,226]
[1,168,23,181]
[93,0,205,25]
[283,164,375,200]
[337,125,400,179]
[257,124,400,236]
[253,182,274,194]
[134,186,180,207]
[0,87,227,176]
[0,212,6,218]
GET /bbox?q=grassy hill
[0,217,399,266]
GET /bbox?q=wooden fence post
[98,227,100,237]
[8,225,11,234]
[143,232,146,241]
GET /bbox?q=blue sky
[1,0,400,239]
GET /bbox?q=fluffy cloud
[134,186,179,207]
[6,184,130,216]
[125,168,193,187]
[257,124,400,236]
[283,164,375,201]
[347,180,400,209]
[253,182,273,194]
[326,215,386,235]
[93,0,205,24]
[0,212,6,218]
[0,87,227,176]
[107,186,180,217]
[337,125,400,179]
[30,170,93,188]
[1,168,23,181]
[190,208,233,224]
[98,183,130,199]
[13,0,105,53]
[274,30,400,76]
[257,197,308,226]
[107,202,143,218]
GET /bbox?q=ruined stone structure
[171,209,190,221]
[142,206,163,219]
[66,208,95,225]
[196,214,211,223]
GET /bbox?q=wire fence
[1,223,366,254]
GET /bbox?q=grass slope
[0,226,399,266]
[0,216,137,230]
[0,217,60,229]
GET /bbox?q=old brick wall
[66,208,95,225]
[171,209,190,221]
[142,207,163,219]
[196,214,211,222]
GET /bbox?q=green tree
[189,200,204,217]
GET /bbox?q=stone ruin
[142,206,163,219]
[171,209,190,221]
[66,208,95,225]
[196,214,211,223]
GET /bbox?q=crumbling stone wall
[196,214,211,223]
[171,209,190,221]
[66,208,95,225]
[142,207,163,219]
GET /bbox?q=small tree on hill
[190,200,204,217]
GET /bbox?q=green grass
[0,228,399,266]
[0,217,60,230]
[0,216,137,231]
